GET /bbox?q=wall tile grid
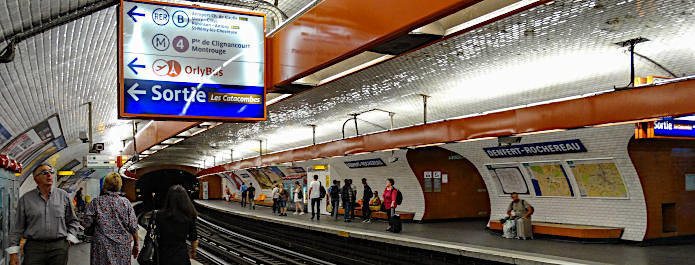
[442,124,647,241]
[324,151,426,220]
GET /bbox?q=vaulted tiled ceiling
[136,0,695,169]
[0,0,314,156]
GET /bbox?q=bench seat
[337,208,415,220]
[488,220,623,239]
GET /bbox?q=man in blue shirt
[240,182,248,207]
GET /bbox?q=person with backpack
[308,175,325,220]
[240,182,248,207]
[327,180,341,220]
[383,178,402,232]
[361,178,373,223]
[293,181,305,215]
[341,180,354,222]
[246,183,256,210]
[507,192,534,239]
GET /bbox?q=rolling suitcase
[390,208,402,233]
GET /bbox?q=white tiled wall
[442,125,647,241]
[322,151,427,220]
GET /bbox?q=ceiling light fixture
[266,94,292,105]
[319,55,394,85]
[445,0,542,36]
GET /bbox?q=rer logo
[152,8,169,25]
[152,59,182,77]
[152,34,170,51]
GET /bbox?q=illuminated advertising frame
[118,0,267,121]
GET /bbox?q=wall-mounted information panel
[119,0,266,121]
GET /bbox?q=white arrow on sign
[127,83,146,101]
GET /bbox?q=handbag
[85,222,96,236]
[137,210,159,265]
[326,204,333,213]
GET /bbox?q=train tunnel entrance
[136,169,199,211]
[406,147,491,220]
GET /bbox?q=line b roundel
[152,59,182,77]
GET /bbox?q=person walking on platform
[293,181,305,215]
[383,178,398,232]
[507,192,534,240]
[240,182,248,207]
[308,175,323,220]
[361,178,373,223]
[271,183,280,214]
[278,184,290,216]
[8,163,81,265]
[156,185,199,265]
[246,183,256,210]
[327,180,341,220]
[83,173,139,265]
[341,180,354,222]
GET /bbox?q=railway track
[197,216,334,265]
[135,203,333,265]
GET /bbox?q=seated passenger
[369,191,382,211]
[506,192,534,240]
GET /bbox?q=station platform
[68,226,202,265]
[197,200,691,265]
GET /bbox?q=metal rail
[197,216,335,265]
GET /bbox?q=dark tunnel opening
[135,169,199,212]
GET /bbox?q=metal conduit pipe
[0,0,119,63]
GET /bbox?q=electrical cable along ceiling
[137,0,695,169]
[0,0,314,158]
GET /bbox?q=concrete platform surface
[197,199,691,265]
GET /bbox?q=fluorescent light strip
[318,55,394,85]
[456,137,497,143]
[515,129,567,136]
[593,119,659,128]
[445,0,542,36]
[266,94,292,106]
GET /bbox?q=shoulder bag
[137,210,160,265]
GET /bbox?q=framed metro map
[523,161,573,197]
[567,159,627,198]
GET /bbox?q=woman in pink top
[383,178,398,231]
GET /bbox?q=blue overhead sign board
[119,0,266,121]
[344,158,387,169]
[483,139,587,158]
[654,119,695,138]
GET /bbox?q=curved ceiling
[0,0,313,158]
[136,0,695,169]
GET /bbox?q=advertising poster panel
[0,115,66,182]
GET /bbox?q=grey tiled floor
[199,200,692,265]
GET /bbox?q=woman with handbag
[83,173,139,265]
[155,185,199,265]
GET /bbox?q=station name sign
[344,158,387,169]
[119,0,266,121]
[654,119,695,138]
[483,139,587,158]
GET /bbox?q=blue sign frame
[483,139,587,158]
[653,120,695,138]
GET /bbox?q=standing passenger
[156,185,199,265]
[327,180,341,220]
[75,187,86,213]
[308,175,322,220]
[246,183,256,210]
[383,178,398,231]
[271,183,280,214]
[8,163,80,265]
[278,185,290,216]
[361,178,373,223]
[507,192,534,240]
[293,181,305,215]
[240,182,248,207]
[341,181,354,222]
[83,173,139,265]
